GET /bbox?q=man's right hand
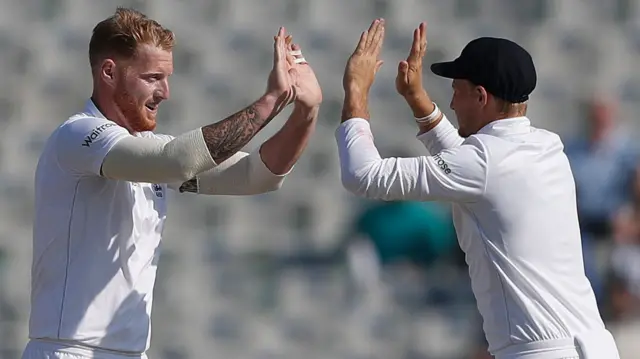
[265,27,296,110]
[343,19,386,95]
[340,19,385,122]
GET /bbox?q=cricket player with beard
[23,7,322,359]
[336,18,620,359]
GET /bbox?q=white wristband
[415,102,441,124]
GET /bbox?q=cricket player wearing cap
[23,7,321,359]
[336,19,620,359]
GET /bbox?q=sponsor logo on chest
[82,123,117,147]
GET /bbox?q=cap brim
[430,61,462,79]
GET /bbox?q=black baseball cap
[431,37,537,103]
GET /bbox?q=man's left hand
[288,43,323,111]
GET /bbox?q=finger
[285,41,296,67]
[278,27,288,64]
[291,43,302,56]
[371,19,385,56]
[419,22,427,57]
[354,30,369,54]
[291,43,307,64]
[398,60,409,75]
[407,27,420,63]
[291,44,306,60]
[273,27,285,65]
[274,35,290,42]
[365,19,381,50]
[398,61,409,82]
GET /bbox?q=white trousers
[22,339,148,359]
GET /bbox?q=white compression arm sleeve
[192,150,287,195]
[101,129,217,184]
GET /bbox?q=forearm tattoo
[178,178,198,193]
[201,104,272,164]
[179,103,274,193]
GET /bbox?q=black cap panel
[430,37,536,103]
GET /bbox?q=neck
[496,110,526,121]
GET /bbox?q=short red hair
[89,7,175,68]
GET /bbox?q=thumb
[398,61,409,74]
[375,60,384,73]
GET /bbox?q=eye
[143,73,163,82]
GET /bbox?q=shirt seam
[57,179,81,338]
[477,137,491,196]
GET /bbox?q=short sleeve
[55,117,130,176]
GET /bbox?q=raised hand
[288,43,323,110]
[343,18,385,94]
[396,22,427,98]
[266,27,295,109]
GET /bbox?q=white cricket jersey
[30,100,171,354]
[336,116,620,358]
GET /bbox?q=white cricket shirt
[336,116,620,358]
[30,100,170,354]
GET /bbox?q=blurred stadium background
[1,0,640,358]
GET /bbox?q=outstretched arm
[336,118,487,202]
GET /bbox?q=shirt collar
[477,117,531,136]
[84,98,147,137]
[84,98,107,119]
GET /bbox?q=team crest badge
[152,184,164,198]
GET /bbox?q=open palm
[288,44,322,109]
[266,28,295,108]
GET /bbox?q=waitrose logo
[82,123,116,147]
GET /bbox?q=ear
[99,59,118,87]
[476,86,489,107]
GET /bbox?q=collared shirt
[30,100,169,353]
[336,116,607,355]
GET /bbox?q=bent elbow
[259,177,285,194]
[238,177,286,196]
[164,160,201,184]
[341,170,369,197]
[341,162,398,201]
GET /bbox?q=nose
[449,97,454,111]
[157,79,170,100]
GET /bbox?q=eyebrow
[141,72,171,78]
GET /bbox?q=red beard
[113,84,156,133]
